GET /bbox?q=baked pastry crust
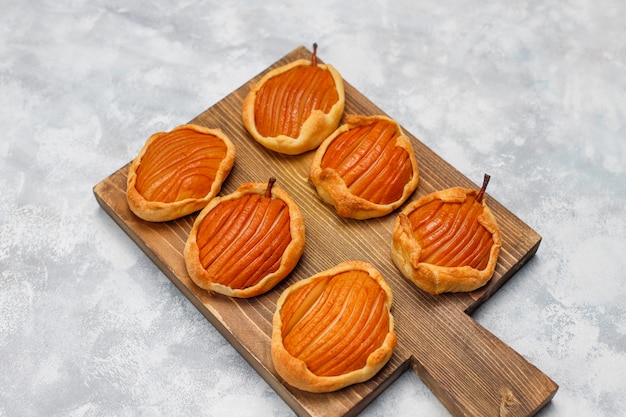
[184,179,306,298]
[391,185,502,294]
[309,114,419,219]
[126,124,236,222]
[242,56,345,155]
[271,260,396,393]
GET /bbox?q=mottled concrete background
[1,1,624,416]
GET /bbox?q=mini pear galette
[242,44,345,155]
[271,260,396,392]
[391,174,502,294]
[309,114,419,219]
[184,178,306,298]
[126,124,235,222]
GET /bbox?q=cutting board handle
[402,304,558,417]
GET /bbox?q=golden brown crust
[184,180,306,298]
[271,260,396,392]
[391,187,502,294]
[242,58,345,155]
[309,114,419,220]
[126,124,236,222]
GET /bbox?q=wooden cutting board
[93,46,558,417]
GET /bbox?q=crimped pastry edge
[391,187,502,294]
[271,260,396,393]
[183,181,306,298]
[126,124,236,222]
[309,114,419,220]
[242,58,345,155]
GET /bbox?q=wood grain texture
[93,46,557,417]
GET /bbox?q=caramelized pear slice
[184,178,305,298]
[242,44,345,155]
[391,174,502,294]
[126,124,235,222]
[309,114,419,219]
[271,261,396,393]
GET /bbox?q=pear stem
[312,43,318,66]
[476,173,491,203]
[265,177,277,198]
